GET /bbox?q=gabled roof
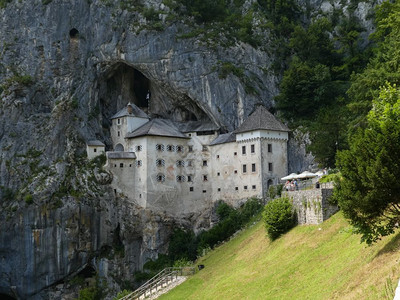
[209,132,236,146]
[234,105,289,134]
[111,103,149,119]
[125,119,189,139]
[173,120,219,133]
[87,140,105,146]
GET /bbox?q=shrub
[24,194,33,205]
[263,197,296,240]
[113,290,131,300]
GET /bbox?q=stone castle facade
[87,103,290,217]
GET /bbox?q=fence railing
[120,267,195,300]
[284,180,334,192]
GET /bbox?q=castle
[87,103,289,216]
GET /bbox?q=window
[176,160,185,167]
[203,190,206,193]
[117,118,121,125]
[251,144,255,153]
[252,185,256,190]
[188,175,193,182]
[139,194,142,198]
[118,131,120,137]
[244,185,248,190]
[203,175,208,181]
[203,160,208,167]
[268,144,272,153]
[235,187,238,191]
[136,160,142,167]
[176,145,184,152]
[167,144,175,152]
[114,164,117,167]
[217,172,220,176]
[129,164,132,167]
[156,144,164,151]
[176,175,185,182]
[242,145,246,155]
[120,163,123,168]
[234,152,237,156]
[202,145,208,152]
[242,164,247,173]
[188,145,193,152]
[252,163,256,172]
[135,145,142,152]
[268,162,273,172]
[156,159,165,167]
[94,148,97,152]
[216,155,220,159]
[187,160,193,167]
[217,188,221,192]
[234,170,238,174]
[188,133,192,137]
[156,174,165,182]
[190,187,194,192]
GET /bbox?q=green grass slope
[160,212,400,300]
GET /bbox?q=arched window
[176,145,184,152]
[156,159,165,167]
[176,175,186,182]
[135,145,142,152]
[176,160,185,167]
[115,143,124,152]
[267,179,273,189]
[156,174,165,182]
[156,144,164,151]
[167,144,175,152]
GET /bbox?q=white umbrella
[281,173,298,181]
[295,171,317,179]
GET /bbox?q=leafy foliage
[141,198,263,277]
[263,197,296,240]
[275,11,370,167]
[347,0,400,124]
[335,84,400,244]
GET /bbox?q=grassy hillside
[160,212,400,299]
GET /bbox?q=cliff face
[0,1,277,297]
[0,0,377,298]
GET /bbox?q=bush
[113,290,131,300]
[263,197,296,240]
[24,194,33,205]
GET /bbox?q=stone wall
[284,188,338,225]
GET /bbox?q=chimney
[127,102,133,114]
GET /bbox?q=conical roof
[234,105,289,133]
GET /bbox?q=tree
[262,197,296,240]
[347,0,400,121]
[335,84,400,244]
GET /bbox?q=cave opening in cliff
[77,265,96,279]
[69,28,79,39]
[99,63,151,127]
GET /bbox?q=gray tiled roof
[107,152,136,159]
[235,105,289,133]
[111,103,149,119]
[209,132,236,146]
[125,119,189,139]
[87,140,105,146]
[173,120,219,133]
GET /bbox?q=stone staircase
[120,267,195,300]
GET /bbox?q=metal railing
[120,267,195,300]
